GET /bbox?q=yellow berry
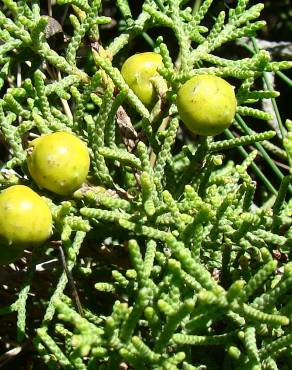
[27,132,90,196]
[177,75,237,136]
[121,52,163,107]
[0,185,52,264]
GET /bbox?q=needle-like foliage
[0,1,291,369]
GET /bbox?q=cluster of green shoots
[0,0,292,369]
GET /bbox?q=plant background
[0,0,291,369]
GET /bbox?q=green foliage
[0,0,292,369]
